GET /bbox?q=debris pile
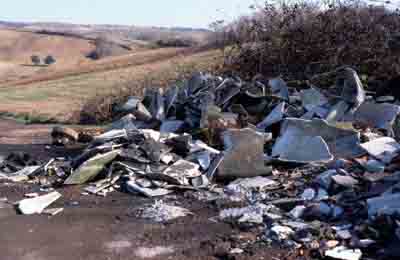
[2,68,400,259]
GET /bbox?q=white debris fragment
[229,248,244,254]
[225,176,278,200]
[43,207,64,216]
[290,205,306,219]
[219,203,270,224]
[140,201,192,222]
[325,246,362,260]
[18,191,62,215]
[301,188,316,201]
[24,193,39,198]
[134,246,175,259]
[268,225,295,241]
[361,137,400,164]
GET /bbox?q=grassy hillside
[0,49,222,122]
[0,29,95,82]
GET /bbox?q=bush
[87,37,128,60]
[156,37,197,48]
[44,55,56,65]
[221,0,400,85]
[31,55,41,66]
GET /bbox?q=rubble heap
[2,67,400,259]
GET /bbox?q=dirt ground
[0,119,289,260]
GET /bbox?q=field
[0,28,220,122]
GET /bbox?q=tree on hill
[44,55,56,65]
[87,36,128,60]
[31,55,41,66]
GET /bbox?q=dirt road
[0,119,288,260]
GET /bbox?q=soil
[0,119,290,260]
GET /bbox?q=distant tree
[31,55,41,66]
[44,55,56,65]
[87,36,125,60]
[86,35,133,60]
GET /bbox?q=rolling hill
[0,23,220,122]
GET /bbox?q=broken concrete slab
[256,102,286,130]
[337,67,366,110]
[205,153,224,180]
[163,85,178,116]
[160,120,185,133]
[272,118,364,162]
[158,159,202,185]
[326,101,350,123]
[120,96,141,111]
[289,206,306,219]
[120,97,153,122]
[367,193,400,218]
[316,170,338,189]
[196,151,212,170]
[360,137,400,164]
[351,102,400,133]
[272,129,333,163]
[110,114,137,131]
[140,138,171,163]
[215,80,241,107]
[18,191,62,215]
[143,88,165,121]
[126,180,173,197]
[300,87,328,111]
[217,128,272,179]
[268,77,290,101]
[331,175,359,188]
[64,150,120,185]
[133,99,154,122]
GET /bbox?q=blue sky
[0,0,263,29]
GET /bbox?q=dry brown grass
[0,47,187,86]
[0,29,93,64]
[0,49,222,123]
[0,29,95,82]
